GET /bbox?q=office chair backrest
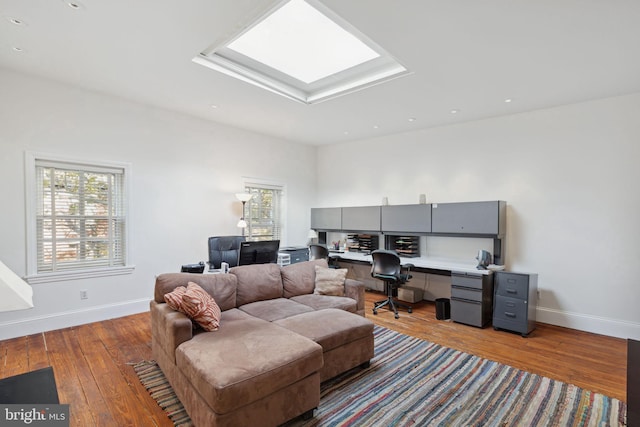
[309,244,329,261]
[208,236,245,269]
[371,250,402,278]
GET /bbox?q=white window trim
[24,151,134,284]
[242,177,287,245]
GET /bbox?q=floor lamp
[235,192,252,236]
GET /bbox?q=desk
[330,251,492,276]
[331,251,495,327]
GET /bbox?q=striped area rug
[135,326,627,426]
[133,360,193,427]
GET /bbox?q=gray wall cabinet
[341,206,381,232]
[431,201,506,236]
[310,207,342,230]
[381,204,432,233]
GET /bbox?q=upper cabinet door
[341,206,381,232]
[431,201,506,236]
[310,207,342,230]
[381,204,431,233]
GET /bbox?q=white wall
[0,69,317,340]
[317,93,640,340]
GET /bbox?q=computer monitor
[237,240,280,266]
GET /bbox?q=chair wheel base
[372,309,378,315]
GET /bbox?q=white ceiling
[2,0,639,145]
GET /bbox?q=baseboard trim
[0,298,150,341]
[536,306,640,340]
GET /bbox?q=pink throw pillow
[164,286,187,311]
[181,282,222,331]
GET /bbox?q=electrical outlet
[80,290,88,300]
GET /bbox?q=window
[26,153,132,282]
[244,183,283,242]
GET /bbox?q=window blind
[35,160,126,273]
[244,184,282,241]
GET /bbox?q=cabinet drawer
[451,298,489,327]
[495,273,529,299]
[493,296,528,322]
[451,286,483,302]
[451,273,484,290]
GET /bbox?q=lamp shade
[0,261,34,312]
[307,229,318,239]
[235,193,253,202]
[237,219,248,228]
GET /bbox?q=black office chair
[309,244,340,268]
[207,236,245,269]
[309,244,329,261]
[371,250,414,319]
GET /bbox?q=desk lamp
[0,261,34,312]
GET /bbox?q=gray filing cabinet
[278,247,309,264]
[450,271,494,327]
[493,271,538,336]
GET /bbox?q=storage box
[397,286,423,303]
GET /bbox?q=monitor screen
[237,240,280,266]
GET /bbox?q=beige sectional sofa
[151,259,374,427]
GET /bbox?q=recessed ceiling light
[343,131,349,135]
[7,17,26,26]
[61,0,84,10]
[504,98,512,103]
[210,104,218,109]
[408,117,416,122]
[373,125,379,129]
[12,47,25,53]
[450,109,459,114]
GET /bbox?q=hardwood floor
[0,292,627,426]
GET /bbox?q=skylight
[193,0,409,104]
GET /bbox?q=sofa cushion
[230,263,283,306]
[274,309,374,352]
[239,298,314,322]
[175,309,323,414]
[314,266,347,296]
[281,259,328,298]
[290,294,357,313]
[155,273,237,311]
[181,282,222,331]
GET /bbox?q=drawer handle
[505,302,516,308]
[507,279,517,284]
[505,312,516,318]
[506,289,517,294]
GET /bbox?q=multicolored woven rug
[134,326,627,426]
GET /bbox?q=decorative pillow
[181,282,222,331]
[164,286,187,311]
[314,266,347,296]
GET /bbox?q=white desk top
[330,251,492,275]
